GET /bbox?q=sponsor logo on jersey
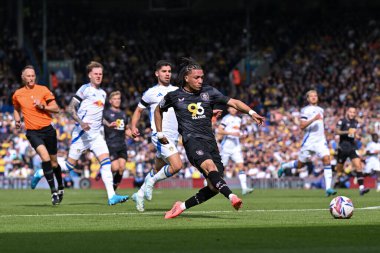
[188,102,206,119]
[196,150,204,156]
[93,100,104,107]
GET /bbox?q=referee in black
[155,57,265,219]
[335,107,369,195]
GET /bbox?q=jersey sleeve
[74,84,89,102]
[138,89,152,109]
[336,119,343,130]
[220,115,228,127]
[159,92,174,112]
[12,91,20,109]
[300,108,308,121]
[42,87,56,104]
[211,87,230,105]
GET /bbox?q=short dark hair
[155,60,173,71]
[176,57,202,86]
[86,61,103,73]
[21,65,35,74]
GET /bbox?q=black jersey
[103,108,128,148]
[159,85,230,143]
[336,117,359,145]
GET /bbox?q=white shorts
[364,156,380,173]
[151,134,178,162]
[220,146,244,166]
[298,140,330,163]
[68,131,109,160]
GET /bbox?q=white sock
[324,166,333,190]
[100,162,115,199]
[152,165,171,183]
[238,173,247,191]
[180,202,186,210]
[359,185,365,191]
[377,182,380,191]
[228,193,236,201]
[137,171,154,198]
[282,160,297,169]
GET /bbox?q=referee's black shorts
[108,145,128,162]
[26,125,57,155]
[337,141,359,164]
[183,137,224,178]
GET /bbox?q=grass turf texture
[0,189,379,253]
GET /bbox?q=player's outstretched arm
[154,105,169,144]
[130,107,144,137]
[227,98,265,126]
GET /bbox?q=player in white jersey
[218,107,253,195]
[130,60,183,212]
[66,61,129,205]
[364,134,380,191]
[278,90,337,196]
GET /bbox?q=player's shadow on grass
[179,214,231,219]
[17,202,103,207]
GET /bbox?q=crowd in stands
[0,8,379,189]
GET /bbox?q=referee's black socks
[357,171,364,187]
[42,161,57,193]
[53,164,64,190]
[207,171,232,199]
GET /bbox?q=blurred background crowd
[0,0,379,188]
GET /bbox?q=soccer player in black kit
[102,91,131,190]
[155,58,265,219]
[335,107,369,195]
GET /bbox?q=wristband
[248,110,256,116]
[157,132,164,139]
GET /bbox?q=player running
[156,57,264,219]
[218,107,253,195]
[130,60,183,212]
[364,133,380,191]
[66,61,129,205]
[13,65,63,205]
[278,90,337,197]
[102,91,131,190]
[335,107,369,195]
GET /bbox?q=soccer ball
[329,196,354,219]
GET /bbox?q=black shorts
[108,145,128,162]
[26,125,57,155]
[337,142,359,164]
[183,137,224,178]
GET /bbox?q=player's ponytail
[176,57,202,86]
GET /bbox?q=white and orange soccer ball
[329,196,354,219]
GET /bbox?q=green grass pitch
[0,188,380,253]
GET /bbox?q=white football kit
[138,84,179,160]
[68,83,109,160]
[219,114,244,165]
[364,141,380,173]
[298,105,330,163]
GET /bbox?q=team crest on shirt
[200,93,209,101]
[169,146,174,152]
[76,149,81,153]
[196,150,204,156]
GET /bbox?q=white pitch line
[1,206,379,218]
